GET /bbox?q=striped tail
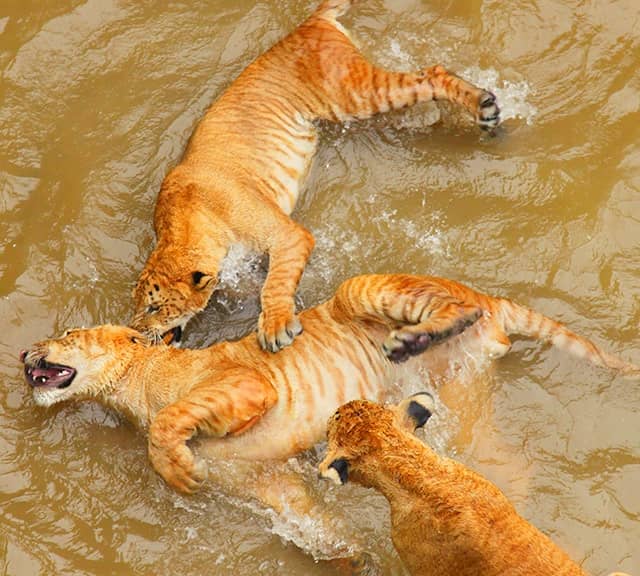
[495,298,640,379]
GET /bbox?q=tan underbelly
[198,316,393,461]
[197,317,509,462]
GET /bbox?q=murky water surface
[1,1,639,574]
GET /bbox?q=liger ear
[322,457,349,485]
[395,392,435,432]
[191,271,215,290]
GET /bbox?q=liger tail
[494,298,640,380]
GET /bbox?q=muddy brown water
[1,0,639,574]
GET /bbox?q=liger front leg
[258,220,315,353]
[148,371,277,493]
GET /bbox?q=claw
[258,314,303,353]
[477,90,500,130]
[480,92,497,108]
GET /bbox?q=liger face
[20,325,148,407]
[131,268,216,345]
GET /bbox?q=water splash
[265,503,355,561]
[231,484,358,562]
[307,208,448,289]
[463,67,537,125]
[212,243,266,319]
[369,205,448,255]
[217,243,265,292]
[377,35,537,126]
[388,38,419,69]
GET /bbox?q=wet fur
[23,274,636,565]
[131,0,500,352]
[26,274,638,491]
[319,398,629,576]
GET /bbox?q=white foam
[463,67,537,125]
[388,38,417,69]
[217,243,263,291]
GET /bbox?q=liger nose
[19,349,27,363]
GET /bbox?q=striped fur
[24,274,638,491]
[131,0,501,352]
[23,274,637,566]
[333,275,639,375]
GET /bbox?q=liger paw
[329,551,379,576]
[258,311,303,353]
[149,443,208,495]
[383,308,483,363]
[476,90,500,130]
[383,330,434,363]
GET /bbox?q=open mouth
[161,325,183,345]
[24,359,76,389]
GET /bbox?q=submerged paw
[328,551,378,576]
[165,455,208,495]
[149,438,208,495]
[258,312,303,353]
[477,90,500,130]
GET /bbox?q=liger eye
[146,304,160,314]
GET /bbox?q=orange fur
[24,274,638,492]
[319,397,628,576]
[23,273,637,568]
[130,0,500,352]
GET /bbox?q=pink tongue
[32,367,60,380]
[31,366,70,386]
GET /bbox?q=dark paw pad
[383,308,482,363]
[383,332,434,363]
[480,92,497,108]
[477,91,500,130]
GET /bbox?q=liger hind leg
[212,460,376,574]
[342,63,500,129]
[382,297,483,363]
[305,25,500,130]
[330,275,483,363]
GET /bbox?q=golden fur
[319,396,629,576]
[22,274,637,564]
[131,0,501,351]
[24,273,637,485]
